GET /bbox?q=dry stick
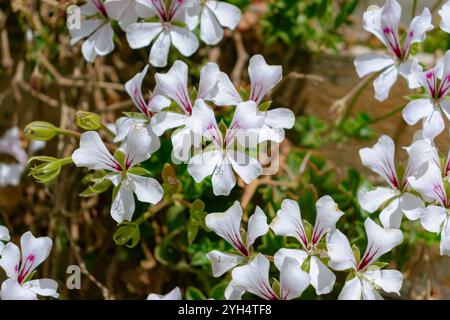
[0,21,13,73]
[62,223,115,300]
[231,32,249,86]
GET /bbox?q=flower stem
[412,0,418,19]
[56,128,81,139]
[371,104,406,124]
[101,124,115,138]
[135,199,171,225]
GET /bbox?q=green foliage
[261,0,357,51]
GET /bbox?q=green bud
[75,111,101,131]
[112,222,140,248]
[24,121,58,141]
[28,156,72,184]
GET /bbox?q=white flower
[72,129,163,223]
[270,196,344,295]
[0,231,59,300]
[205,201,269,277]
[402,51,450,140]
[355,0,433,101]
[0,225,10,254]
[68,0,115,62]
[126,0,199,67]
[213,54,295,143]
[358,135,424,228]
[187,100,264,196]
[104,0,141,31]
[0,127,45,187]
[439,1,450,33]
[327,218,403,300]
[147,287,182,300]
[229,253,310,300]
[149,60,220,162]
[187,0,241,45]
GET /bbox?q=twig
[231,32,249,86]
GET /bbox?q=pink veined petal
[18,232,53,284]
[379,0,403,59]
[125,64,152,117]
[248,54,282,104]
[403,7,433,58]
[311,195,344,246]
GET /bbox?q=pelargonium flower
[103,0,142,31]
[358,135,424,228]
[147,287,181,300]
[270,196,344,295]
[150,60,220,162]
[187,100,264,196]
[68,0,115,62]
[229,253,310,300]
[402,51,450,140]
[327,218,403,300]
[72,129,163,223]
[213,54,295,143]
[0,225,10,254]
[126,0,199,67]
[407,141,450,256]
[205,201,269,278]
[439,1,450,33]
[187,0,241,45]
[0,127,45,187]
[355,0,433,101]
[0,231,59,300]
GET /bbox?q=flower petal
[439,1,450,33]
[0,226,9,243]
[358,187,398,213]
[363,269,403,295]
[212,72,242,106]
[205,0,241,29]
[326,229,357,271]
[420,205,446,233]
[338,277,362,300]
[0,242,20,277]
[170,26,199,57]
[224,280,245,300]
[270,199,308,248]
[273,248,308,270]
[206,250,245,277]
[400,192,424,221]
[422,105,445,140]
[126,22,163,49]
[128,174,163,204]
[440,217,450,256]
[0,278,36,300]
[279,257,310,300]
[246,206,269,249]
[228,152,262,184]
[354,53,395,78]
[248,55,282,104]
[188,151,222,183]
[402,98,434,126]
[151,112,189,136]
[264,108,295,129]
[408,162,446,205]
[150,31,171,68]
[309,256,336,295]
[311,195,344,245]
[104,0,138,30]
[198,62,220,100]
[378,197,402,229]
[199,6,224,45]
[25,279,59,298]
[110,185,135,223]
[147,287,182,300]
[373,64,398,101]
[20,232,53,279]
[212,157,236,196]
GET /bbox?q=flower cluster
[69,0,242,67]
[203,198,403,300]
[0,227,59,300]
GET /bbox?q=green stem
[135,199,171,225]
[371,105,406,124]
[59,157,74,166]
[412,0,418,19]
[57,128,81,139]
[101,124,115,138]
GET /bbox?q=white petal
[359,218,403,269]
[354,53,395,78]
[359,135,399,188]
[326,229,356,271]
[69,19,102,45]
[408,162,446,205]
[198,62,220,100]
[72,131,119,171]
[125,64,152,116]
[188,151,222,183]
[420,205,446,233]
[309,256,336,295]
[362,4,386,46]
[422,105,445,140]
[25,278,59,298]
[0,225,9,242]
[93,22,114,55]
[405,137,440,177]
[0,163,24,187]
[213,72,242,106]
[402,98,434,126]
[373,65,398,102]
[338,277,362,300]
[279,257,310,300]
[440,217,450,256]
[258,125,285,143]
[246,206,269,249]
[358,187,398,213]
[311,195,344,245]
[264,108,295,129]
[400,192,424,221]
[110,185,135,223]
[231,254,277,300]
[229,100,265,134]
[126,22,163,49]
[150,112,189,136]
[363,269,403,295]
[128,174,163,205]
[228,152,261,184]
[206,250,245,277]
[20,232,53,278]
[205,0,241,29]
[405,7,433,49]
[121,125,157,167]
[273,248,308,271]
[440,99,450,121]
[361,279,384,300]
[149,31,171,68]
[170,26,199,57]
[248,55,282,104]
[0,278,36,300]
[199,6,224,45]
[224,280,245,300]
[379,197,402,229]
[205,201,247,255]
[212,157,236,196]
[105,0,138,30]
[270,199,308,248]
[0,242,20,277]
[147,287,182,300]
[439,1,450,33]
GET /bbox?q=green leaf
[209,282,228,300]
[112,222,141,248]
[79,178,112,197]
[259,100,272,111]
[185,287,206,300]
[128,167,152,176]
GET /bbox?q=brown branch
[231,32,249,86]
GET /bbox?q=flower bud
[24,121,58,141]
[75,111,101,131]
[28,156,72,184]
[112,222,140,248]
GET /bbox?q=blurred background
[0,0,449,300]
